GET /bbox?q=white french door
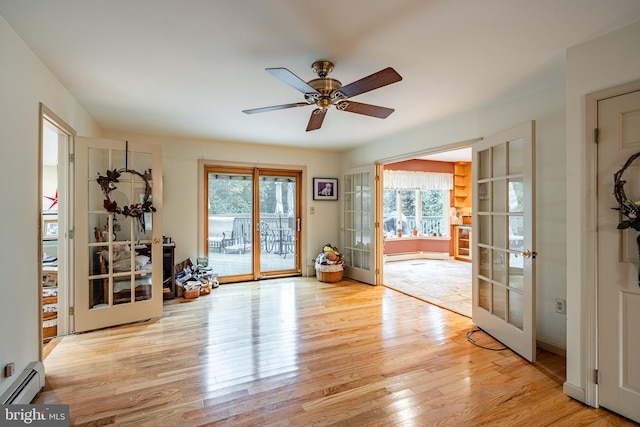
[74,137,163,332]
[596,88,640,423]
[341,165,377,284]
[472,121,536,362]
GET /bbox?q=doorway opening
[40,104,75,352]
[382,147,473,317]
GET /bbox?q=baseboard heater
[0,361,45,404]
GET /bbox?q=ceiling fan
[242,60,402,131]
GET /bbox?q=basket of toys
[315,244,344,283]
[175,258,218,298]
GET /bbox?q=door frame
[585,79,640,407]
[39,104,75,350]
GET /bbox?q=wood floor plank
[35,277,633,426]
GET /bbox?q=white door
[342,165,377,284]
[472,121,536,362]
[74,137,163,332]
[597,89,640,423]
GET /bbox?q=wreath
[613,152,640,231]
[97,168,156,232]
[613,152,640,288]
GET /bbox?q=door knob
[521,249,537,259]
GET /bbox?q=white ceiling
[2,1,640,151]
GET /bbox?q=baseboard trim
[384,252,451,262]
[537,339,566,357]
[563,381,586,404]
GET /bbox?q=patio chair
[208,216,235,252]
[223,223,249,254]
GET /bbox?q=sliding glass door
[258,172,299,276]
[206,169,253,279]
[204,166,301,282]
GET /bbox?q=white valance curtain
[384,170,453,190]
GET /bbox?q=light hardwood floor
[37,277,634,426]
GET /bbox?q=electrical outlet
[310,206,315,215]
[554,298,566,314]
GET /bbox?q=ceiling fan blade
[266,67,320,95]
[336,101,395,118]
[332,67,402,100]
[242,102,310,114]
[306,109,326,131]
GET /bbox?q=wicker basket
[183,288,200,299]
[315,263,344,283]
[199,283,212,296]
[316,270,343,283]
[43,325,57,339]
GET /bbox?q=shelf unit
[454,225,472,262]
[454,162,471,208]
[136,243,176,299]
[42,267,58,341]
[162,244,176,298]
[42,213,59,342]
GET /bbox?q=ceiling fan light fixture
[307,77,342,109]
[311,60,334,78]
[307,78,342,95]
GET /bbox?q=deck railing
[209,214,296,245]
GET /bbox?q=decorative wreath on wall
[97,168,156,232]
[613,152,640,231]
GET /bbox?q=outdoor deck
[206,243,299,277]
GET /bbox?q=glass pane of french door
[206,171,253,278]
[259,173,298,275]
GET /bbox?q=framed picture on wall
[43,218,58,238]
[313,178,338,201]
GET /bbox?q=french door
[472,121,536,362]
[342,165,377,284]
[204,166,301,282]
[75,138,163,332]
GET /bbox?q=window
[383,170,452,237]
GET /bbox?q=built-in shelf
[453,162,471,208]
[454,225,472,262]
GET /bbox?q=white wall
[565,21,640,402]
[105,132,342,274]
[0,16,101,397]
[343,83,568,351]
